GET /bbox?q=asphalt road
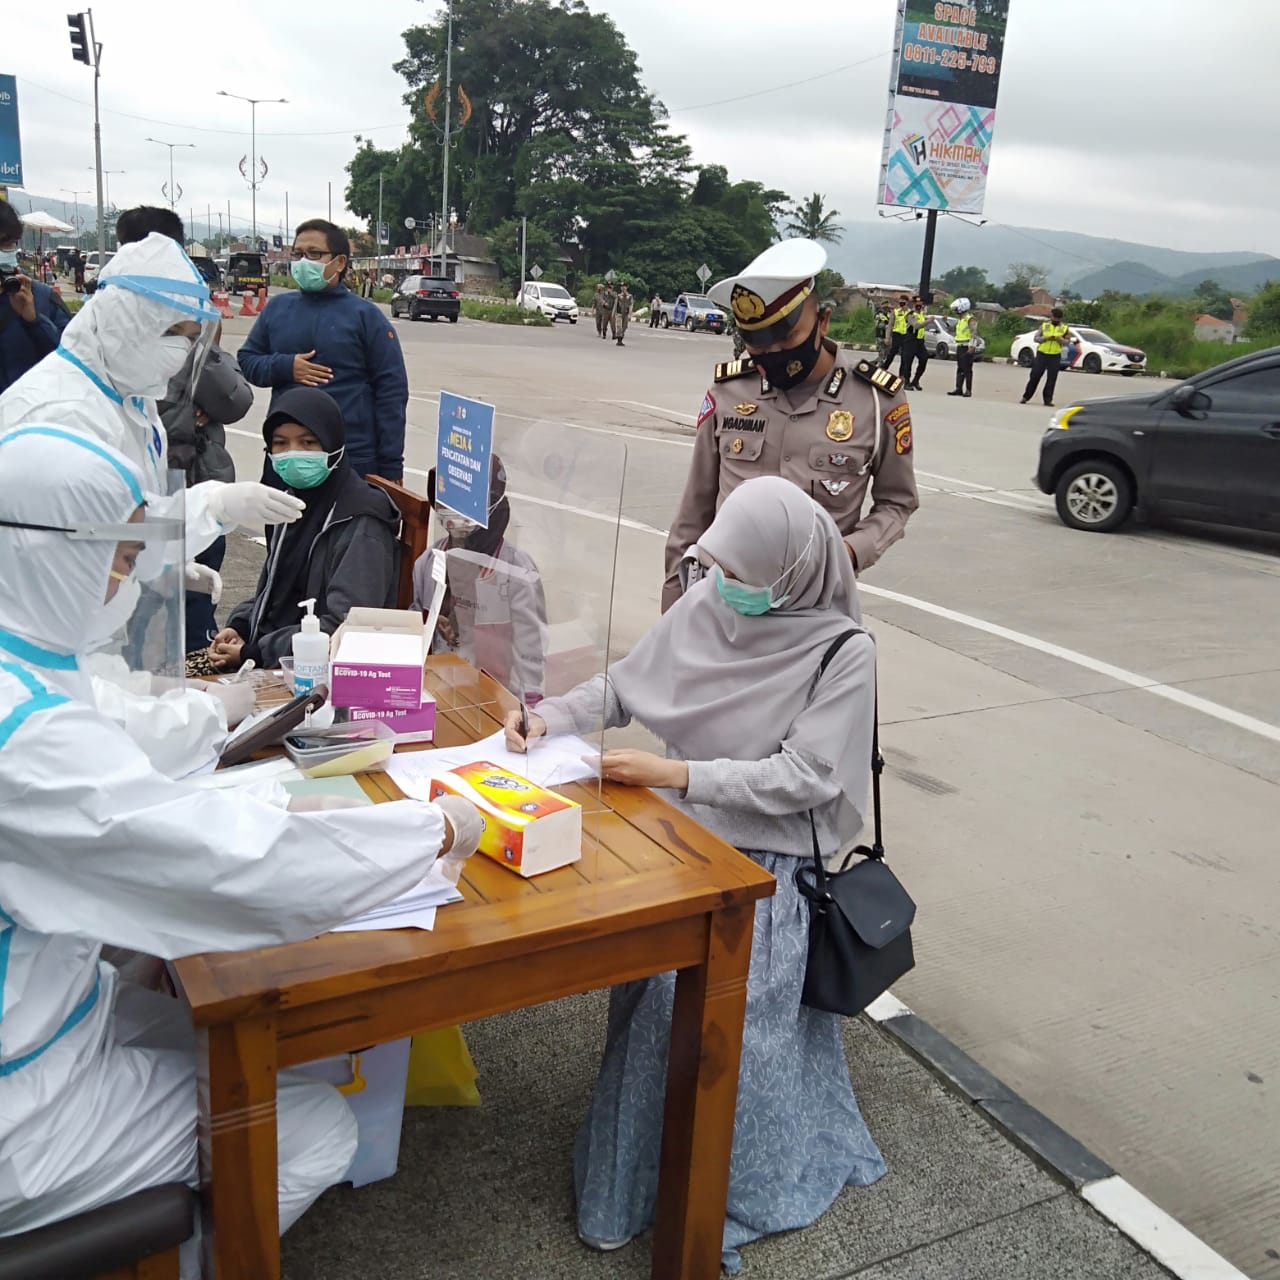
[218,310,1280,1279]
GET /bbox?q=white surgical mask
[108,334,193,399]
[0,249,18,269]
[443,515,480,540]
[85,576,141,652]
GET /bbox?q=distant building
[427,231,501,292]
[1029,286,1058,309]
[1194,314,1236,343]
[833,282,916,311]
[1013,303,1053,319]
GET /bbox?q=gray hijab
[609,476,868,813]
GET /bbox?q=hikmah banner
[879,2,1012,214]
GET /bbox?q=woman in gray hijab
[504,475,886,1273]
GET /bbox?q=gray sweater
[537,674,853,859]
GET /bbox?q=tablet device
[217,685,330,770]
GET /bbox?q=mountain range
[825,218,1279,299]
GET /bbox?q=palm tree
[784,193,843,244]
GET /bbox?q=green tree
[1007,261,1050,289]
[1246,281,1280,339]
[784,193,842,244]
[936,264,991,300]
[1191,279,1234,321]
[487,218,566,288]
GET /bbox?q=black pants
[882,332,904,369]
[185,536,226,652]
[1023,351,1061,404]
[954,344,974,394]
[901,336,927,386]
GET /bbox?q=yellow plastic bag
[404,1026,481,1107]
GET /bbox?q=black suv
[1036,346,1280,534]
[391,275,461,322]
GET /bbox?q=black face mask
[752,319,823,391]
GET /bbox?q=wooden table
[173,656,776,1279]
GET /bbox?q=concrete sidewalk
[280,991,1181,1280]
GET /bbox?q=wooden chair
[0,1183,197,1280]
[367,475,433,610]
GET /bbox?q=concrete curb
[864,993,1250,1280]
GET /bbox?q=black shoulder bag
[795,632,917,1016]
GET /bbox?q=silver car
[924,314,986,360]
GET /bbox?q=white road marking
[603,399,698,424]
[225,430,1280,744]
[858,583,1280,745]
[1082,1177,1249,1280]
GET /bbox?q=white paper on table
[331,863,463,932]
[384,729,600,799]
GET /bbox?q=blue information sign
[0,76,22,187]
[435,390,494,526]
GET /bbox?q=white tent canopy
[20,210,76,234]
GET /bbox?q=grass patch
[461,300,552,326]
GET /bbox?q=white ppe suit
[0,233,265,777]
[0,427,456,1270]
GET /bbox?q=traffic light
[67,13,91,65]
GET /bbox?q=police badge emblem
[826,410,854,442]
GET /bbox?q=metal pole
[520,215,526,291]
[918,209,938,303]
[376,173,383,263]
[285,190,289,239]
[327,181,332,222]
[250,100,257,243]
[88,9,105,261]
[227,199,231,245]
[440,0,453,280]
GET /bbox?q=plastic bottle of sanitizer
[291,598,329,695]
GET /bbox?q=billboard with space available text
[0,75,22,187]
[879,1,1011,214]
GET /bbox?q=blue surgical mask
[715,565,784,615]
[272,450,336,489]
[291,258,332,292]
[0,250,18,268]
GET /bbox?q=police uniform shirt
[663,342,919,610]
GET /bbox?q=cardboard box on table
[330,607,435,739]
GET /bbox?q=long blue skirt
[573,850,887,1273]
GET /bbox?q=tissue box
[344,698,437,743]
[330,608,428,711]
[429,761,582,877]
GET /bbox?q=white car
[1012,324,1146,377]
[518,281,577,323]
[82,250,115,284]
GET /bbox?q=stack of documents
[332,864,464,933]
[384,729,600,801]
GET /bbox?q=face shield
[78,473,187,687]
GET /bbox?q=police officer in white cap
[662,238,919,612]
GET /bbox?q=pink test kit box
[330,608,430,712]
[344,700,436,742]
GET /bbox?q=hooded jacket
[0,426,447,1233]
[236,283,408,481]
[225,387,401,667]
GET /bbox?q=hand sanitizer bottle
[291,598,329,695]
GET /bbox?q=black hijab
[249,387,390,642]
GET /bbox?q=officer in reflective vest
[948,297,976,398]
[1022,308,1070,407]
[899,297,928,391]
[881,292,911,369]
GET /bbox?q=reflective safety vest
[908,310,926,338]
[1039,321,1069,355]
[955,314,972,343]
[892,308,909,335]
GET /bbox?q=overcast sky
[7,0,1278,258]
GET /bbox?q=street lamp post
[216,90,287,245]
[60,188,90,246]
[145,137,194,211]
[91,167,124,212]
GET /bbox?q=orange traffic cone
[213,291,234,319]
[238,290,257,317]
[257,286,268,310]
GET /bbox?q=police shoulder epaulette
[714,357,756,383]
[852,359,904,396]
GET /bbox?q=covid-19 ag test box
[330,608,430,711]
